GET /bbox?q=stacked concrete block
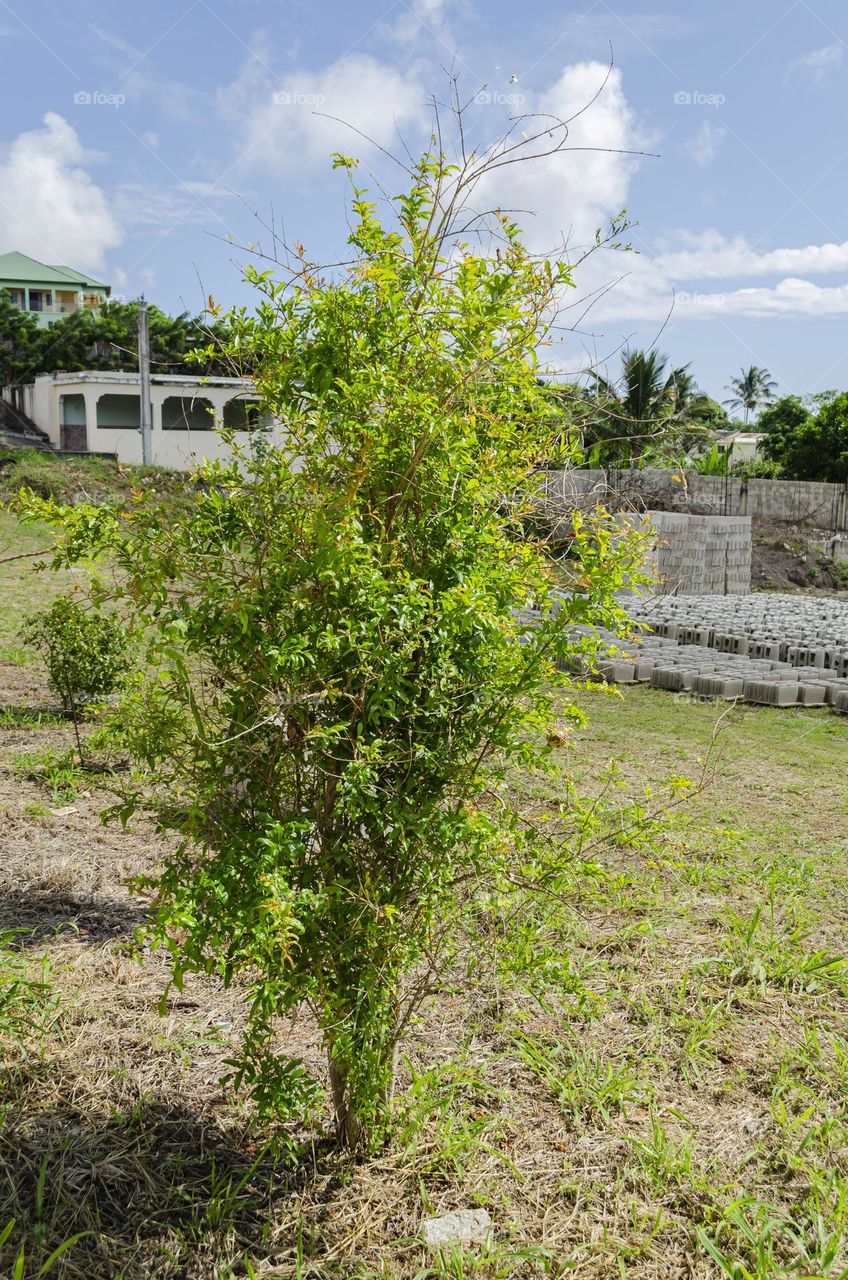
[651,667,693,692]
[798,684,827,706]
[597,659,638,683]
[616,511,752,596]
[537,590,848,716]
[743,680,801,706]
[522,586,848,716]
[693,674,745,699]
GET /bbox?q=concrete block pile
[570,592,848,713]
[617,512,752,596]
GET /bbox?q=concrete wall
[545,468,848,531]
[7,373,279,470]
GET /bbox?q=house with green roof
[0,251,111,328]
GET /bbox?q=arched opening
[59,393,87,452]
[223,397,269,431]
[161,396,215,431]
[96,394,140,430]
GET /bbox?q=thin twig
[0,545,54,565]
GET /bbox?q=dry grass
[1,519,848,1274]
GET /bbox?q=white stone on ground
[421,1208,493,1249]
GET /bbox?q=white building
[715,431,765,465]
[3,371,280,469]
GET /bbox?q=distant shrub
[22,597,130,713]
[730,458,784,481]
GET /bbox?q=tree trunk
[328,1056,365,1150]
[327,1040,399,1151]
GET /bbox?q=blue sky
[1,0,847,403]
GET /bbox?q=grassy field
[0,451,191,668]
[1,476,848,1278]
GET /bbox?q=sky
[1,0,847,403]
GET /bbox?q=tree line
[558,351,848,484]
[0,292,246,387]
[2,288,844,485]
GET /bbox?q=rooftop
[0,251,110,292]
[717,430,764,444]
[32,371,253,389]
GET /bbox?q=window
[8,289,24,309]
[28,290,52,312]
[96,395,141,429]
[223,398,268,431]
[161,396,214,431]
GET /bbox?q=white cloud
[380,0,457,46]
[0,113,121,273]
[475,61,643,255]
[89,23,207,120]
[220,50,848,327]
[222,54,427,175]
[459,60,657,352]
[602,277,848,321]
[687,119,726,167]
[113,182,233,229]
[585,235,848,321]
[452,58,848,327]
[792,43,845,83]
[544,11,695,57]
[652,232,848,280]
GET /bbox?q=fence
[543,468,848,531]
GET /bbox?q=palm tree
[589,349,695,464]
[666,366,699,413]
[723,365,777,425]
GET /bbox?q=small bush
[12,745,89,804]
[22,597,130,713]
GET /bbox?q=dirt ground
[3,633,848,1278]
[751,518,848,593]
[2,469,848,1278]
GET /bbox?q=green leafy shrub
[691,444,729,476]
[21,139,648,1150]
[22,597,129,714]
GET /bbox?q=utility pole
[138,297,153,465]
